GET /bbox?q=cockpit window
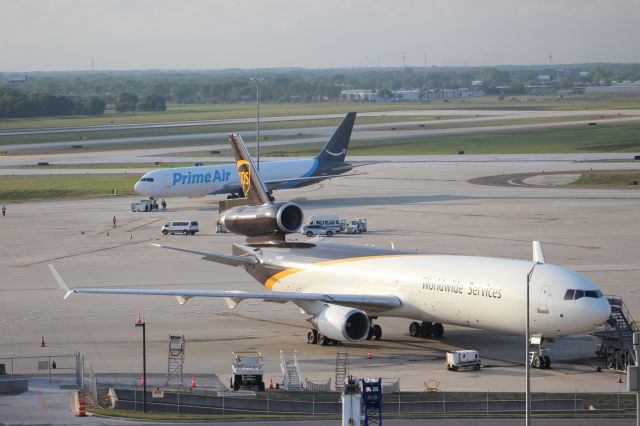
[140,177,154,182]
[565,288,603,301]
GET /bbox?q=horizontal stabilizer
[151,243,256,267]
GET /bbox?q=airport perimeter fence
[0,352,81,386]
[111,387,639,417]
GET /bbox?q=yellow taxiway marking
[38,390,49,412]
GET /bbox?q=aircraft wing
[150,243,256,267]
[49,265,401,310]
[263,172,365,186]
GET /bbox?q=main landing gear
[366,324,382,341]
[307,329,342,346]
[409,321,445,339]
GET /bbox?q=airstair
[167,335,185,386]
[335,350,349,392]
[362,378,383,426]
[280,350,302,391]
[593,296,637,372]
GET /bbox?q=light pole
[250,77,265,172]
[135,315,147,413]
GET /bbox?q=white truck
[231,352,265,391]
[131,199,158,212]
[445,350,481,371]
[346,218,368,234]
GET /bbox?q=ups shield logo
[237,160,251,196]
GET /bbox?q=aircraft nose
[134,181,141,192]
[594,297,612,326]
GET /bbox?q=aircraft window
[597,290,604,298]
[574,290,584,300]
[140,177,154,182]
[585,290,599,298]
[564,289,575,300]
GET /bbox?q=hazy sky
[1,0,639,72]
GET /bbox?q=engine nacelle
[312,304,370,342]
[220,201,304,237]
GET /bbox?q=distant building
[425,88,484,99]
[525,85,558,95]
[585,81,640,94]
[340,90,377,101]
[392,89,420,101]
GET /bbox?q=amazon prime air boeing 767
[134,112,357,199]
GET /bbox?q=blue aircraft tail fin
[315,112,356,164]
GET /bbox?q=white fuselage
[134,159,318,198]
[264,253,611,337]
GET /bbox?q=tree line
[0,87,105,118]
[1,63,639,117]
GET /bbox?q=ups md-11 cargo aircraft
[133,112,357,199]
[51,132,610,369]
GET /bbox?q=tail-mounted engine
[219,201,303,242]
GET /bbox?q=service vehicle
[302,224,333,237]
[131,199,158,212]
[161,221,199,235]
[231,352,265,391]
[306,215,343,233]
[445,350,481,371]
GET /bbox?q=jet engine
[312,304,370,342]
[219,201,304,238]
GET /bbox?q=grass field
[0,174,142,202]
[17,162,215,169]
[0,115,462,148]
[254,122,640,156]
[1,95,640,130]
[570,171,640,188]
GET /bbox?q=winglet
[228,133,272,206]
[533,241,546,264]
[49,264,75,300]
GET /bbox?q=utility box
[628,365,638,391]
[446,350,481,371]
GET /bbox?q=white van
[307,215,343,233]
[161,220,199,235]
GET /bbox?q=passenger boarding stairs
[335,351,349,392]
[362,378,383,426]
[280,350,302,391]
[167,335,185,387]
[594,297,637,371]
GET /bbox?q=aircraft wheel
[317,333,328,346]
[366,327,373,340]
[372,324,382,340]
[419,321,433,338]
[433,323,444,338]
[543,356,551,369]
[409,321,420,337]
[531,355,542,369]
[307,330,318,344]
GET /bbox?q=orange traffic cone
[139,375,144,386]
[136,315,143,325]
[367,348,372,359]
[40,336,46,347]
[191,376,198,388]
[618,374,623,384]
[269,379,274,390]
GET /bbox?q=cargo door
[537,285,551,314]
